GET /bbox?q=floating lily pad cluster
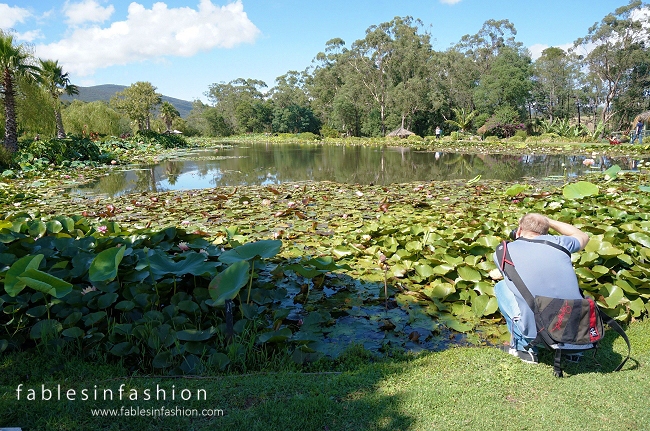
[1,146,650,372]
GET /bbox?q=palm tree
[39,59,78,138]
[159,101,179,132]
[0,30,39,152]
[444,107,478,133]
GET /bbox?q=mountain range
[63,84,194,118]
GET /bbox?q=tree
[573,0,650,125]
[455,19,524,73]
[531,48,577,121]
[473,46,532,117]
[159,101,179,132]
[444,107,478,133]
[62,100,125,136]
[0,30,39,152]
[110,81,162,131]
[38,59,78,138]
[206,78,268,133]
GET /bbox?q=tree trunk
[54,105,66,138]
[3,68,18,152]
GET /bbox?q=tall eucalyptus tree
[573,0,650,125]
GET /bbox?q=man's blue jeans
[494,280,536,352]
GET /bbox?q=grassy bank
[0,317,647,430]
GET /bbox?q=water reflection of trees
[77,143,619,196]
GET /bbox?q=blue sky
[0,0,632,102]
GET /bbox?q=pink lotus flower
[97,225,108,234]
[583,158,595,166]
[178,242,190,251]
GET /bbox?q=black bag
[495,240,630,377]
[534,296,604,346]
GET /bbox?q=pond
[71,142,634,197]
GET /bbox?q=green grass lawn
[1,318,648,431]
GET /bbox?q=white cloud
[0,4,31,29]
[439,0,462,4]
[35,0,260,76]
[528,43,574,60]
[15,30,44,42]
[64,0,115,25]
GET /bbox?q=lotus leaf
[176,328,216,342]
[563,181,599,199]
[457,266,481,282]
[18,268,73,299]
[471,295,499,317]
[110,342,138,357]
[5,254,44,297]
[208,260,250,306]
[218,239,282,263]
[89,246,125,283]
[30,319,62,339]
[62,327,84,338]
[604,284,625,308]
[258,327,292,343]
[603,164,621,181]
[208,352,230,370]
[628,232,650,248]
[422,282,455,299]
[152,351,174,368]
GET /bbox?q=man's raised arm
[547,218,589,251]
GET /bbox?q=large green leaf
[457,266,481,282]
[89,246,126,283]
[628,232,650,248]
[471,295,499,317]
[176,327,216,342]
[219,239,282,263]
[563,181,599,199]
[30,319,62,339]
[28,220,47,237]
[258,327,292,343]
[5,254,44,297]
[505,184,528,197]
[148,251,217,277]
[208,260,250,306]
[603,164,621,181]
[422,283,455,299]
[18,268,73,298]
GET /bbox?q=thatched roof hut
[387,126,415,138]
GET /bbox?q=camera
[509,228,518,240]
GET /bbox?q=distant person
[435,126,441,139]
[608,135,621,145]
[631,119,644,144]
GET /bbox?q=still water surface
[73,143,630,197]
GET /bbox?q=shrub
[21,136,102,165]
[134,130,188,149]
[320,125,340,139]
[514,130,527,139]
[407,134,423,142]
[297,132,320,141]
[540,132,561,141]
[0,145,14,169]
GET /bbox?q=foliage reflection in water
[71,143,633,197]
